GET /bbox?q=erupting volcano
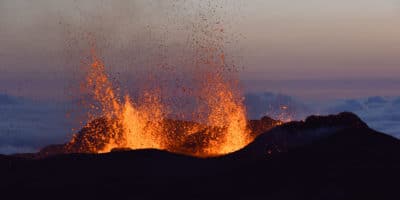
[51,1,273,157]
[63,47,254,157]
[2,1,400,200]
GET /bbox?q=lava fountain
[65,1,254,157]
[67,47,251,157]
[202,72,251,155]
[67,48,168,154]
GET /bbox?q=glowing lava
[66,1,255,157]
[71,49,167,153]
[201,72,251,155]
[67,48,251,157]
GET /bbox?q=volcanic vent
[39,1,284,158]
[47,48,282,158]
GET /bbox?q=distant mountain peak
[236,112,383,159]
[303,112,368,129]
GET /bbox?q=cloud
[316,97,400,138]
[0,94,20,105]
[244,92,400,138]
[244,92,311,121]
[0,145,36,155]
[0,92,399,155]
[0,96,73,154]
[323,99,364,114]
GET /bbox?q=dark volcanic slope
[1,112,400,200]
[235,112,393,158]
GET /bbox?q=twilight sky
[1,0,399,100]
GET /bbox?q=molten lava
[66,48,252,157]
[201,72,251,155]
[70,49,167,153]
[64,1,269,157]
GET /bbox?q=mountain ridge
[1,112,399,200]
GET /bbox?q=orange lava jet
[67,48,251,157]
[66,1,257,157]
[200,71,251,155]
[71,49,167,153]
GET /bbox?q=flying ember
[65,0,260,157]
[65,47,251,157]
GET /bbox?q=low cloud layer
[0,95,72,154]
[0,92,399,154]
[245,93,400,138]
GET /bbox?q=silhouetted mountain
[1,112,399,200]
[235,112,373,159]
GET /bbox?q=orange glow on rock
[67,48,252,157]
[65,1,278,157]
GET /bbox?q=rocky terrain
[1,112,399,200]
